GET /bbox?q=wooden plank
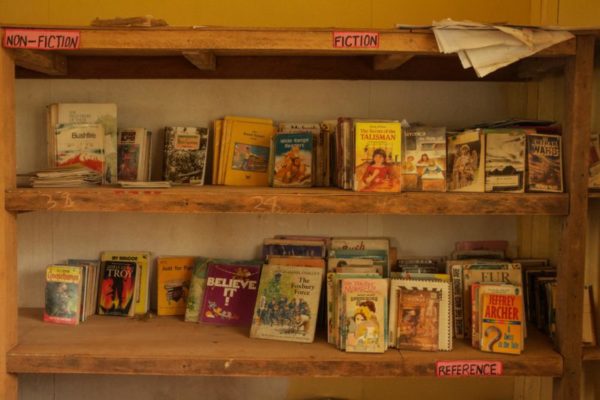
[589,191,600,199]
[372,54,413,70]
[4,188,569,215]
[582,346,600,361]
[8,308,563,377]
[553,35,595,400]
[0,30,18,400]
[182,51,216,70]
[12,49,67,76]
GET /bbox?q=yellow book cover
[101,251,150,315]
[480,286,523,355]
[157,256,195,316]
[353,121,402,192]
[222,116,274,186]
[212,119,223,184]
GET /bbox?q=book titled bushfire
[200,263,261,325]
[97,260,138,317]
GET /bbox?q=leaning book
[44,265,83,325]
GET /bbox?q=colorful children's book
[447,129,485,192]
[484,130,526,192]
[480,286,524,354]
[200,262,261,325]
[163,127,209,184]
[156,256,195,316]
[97,260,138,317]
[250,264,324,343]
[277,122,321,185]
[101,251,150,315]
[272,133,313,187]
[117,128,152,182]
[44,265,83,325]
[526,133,563,192]
[353,121,402,192]
[402,126,446,191]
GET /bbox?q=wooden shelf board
[8,309,563,377]
[589,191,600,199]
[5,187,569,215]
[583,346,600,361]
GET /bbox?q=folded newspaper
[428,19,574,78]
[19,164,102,188]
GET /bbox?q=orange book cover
[480,287,523,354]
[157,256,195,316]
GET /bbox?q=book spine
[451,265,464,339]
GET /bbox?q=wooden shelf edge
[589,191,600,199]
[582,346,600,361]
[5,187,569,215]
[8,309,563,377]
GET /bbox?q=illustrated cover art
[184,257,209,322]
[157,256,195,316]
[402,127,446,192]
[262,239,326,258]
[526,133,563,192]
[447,129,485,192]
[473,283,523,349]
[484,130,526,192]
[480,287,524,354]
[163,127,209,184]
[396,287,441,351]
[330,238,390,277]
[117,128,152,182]
[251,264,324,343]
[341,278,388,353]
[97,261,138,317]
[201,263,261,325]
[101,251,150,315]
[353,121,402,192]
[54,123,105,176]
[278,122,321,185]
[273,133,313,187]
[44,265,83,325]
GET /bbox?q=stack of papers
[21,164,102,188]
[431,19,574,78]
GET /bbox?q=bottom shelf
[9,308,563,377]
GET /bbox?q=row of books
[40,103,563,192]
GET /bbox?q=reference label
[332,31,379,49]
[3,29,80,50]
[436,360,503,377]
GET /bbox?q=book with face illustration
[447,129,485,192]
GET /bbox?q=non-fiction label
[332,31,379,49]
[435,360,503,377]
[3,29,80,50]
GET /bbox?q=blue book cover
[272,133,313,187]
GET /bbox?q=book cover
[277,122,321,185]
[484,130,526,192]
[480,287,524,354]
[330,238,390,277]
[97,260,138,317]
[251,264,324,343]
[447,129,485,192]
[117,128,152,181]
[54,123,105,176]
[44,265,83,325]
[353,121,402,192]
[163,127,209,184]
[402,126,446,192]
[201,263,261,325]
[101,251,150,315]
[157,256,195,316]
[341,278,388,353]
[272,133,313,187]
[526,133,563,192]
[223,116,274,186]
[472,283,522,348]
[263,239,326,258]
[184,257,210,322]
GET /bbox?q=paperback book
[117,128,152,181]
[97,260,138,317]
[157,256,195,316]
[54,123,105,178]
[163,127,209,184]
[526,133,563,192]
[402,126,446,191]
[480,285,524,354]
[101,251,150,315]
[272,132,313,187]
[44,265,83,325]
[447,129,485,192]
[484,130,525,192]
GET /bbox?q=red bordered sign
[436,360,503,377]
[332,31,379,49]
[3,28,80,50]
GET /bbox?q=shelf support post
[553,34,595,400]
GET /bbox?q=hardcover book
[251,264,324,343]
[353,121,402,192]
[117,128,152,182]
[201,263,261,325]
[97,260,138,317]
[163,127,209,184]
[272,132,313,187]
[402,126,446,191]
[156,256,195,316]
[447,129,485,192]
[480,286,524,354]
[484,130,526,192]
[54,123,105,177]
[526,133,563,192]
[101,251,150,315]
[44,265,83,325]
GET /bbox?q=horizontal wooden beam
[183,51,216,70]
[12,49,66,76]
[373,54,413,70]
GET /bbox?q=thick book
[201,263,261,325]
[101,251,150,315]
[117,128,152,181]
[156,256,195,316]
[44,265,83,325]
[484,130,526,192]
[353,121,402,192]
[447,129,485,192]
[402,126,446,192]
[47,103,117,184]
[480,285,524,354]
[97,260,138,317]
[272,132,313,187]
[526,133,563,192]
[250,263,324,343]
[53,123,105,178]
[163,127,209,184]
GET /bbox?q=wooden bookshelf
[5,187,569,215]
[9,309,563,377]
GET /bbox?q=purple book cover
[200,263,261,325]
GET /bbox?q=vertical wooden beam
[554,35,595,400]
[0,30,18,400]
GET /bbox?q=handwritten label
[3,29,80,50]
[436,360,503,377]
[333,31,379,49]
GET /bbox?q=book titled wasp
[97,261,138,317]
[526,133,563,192]
[44,265,83,325]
